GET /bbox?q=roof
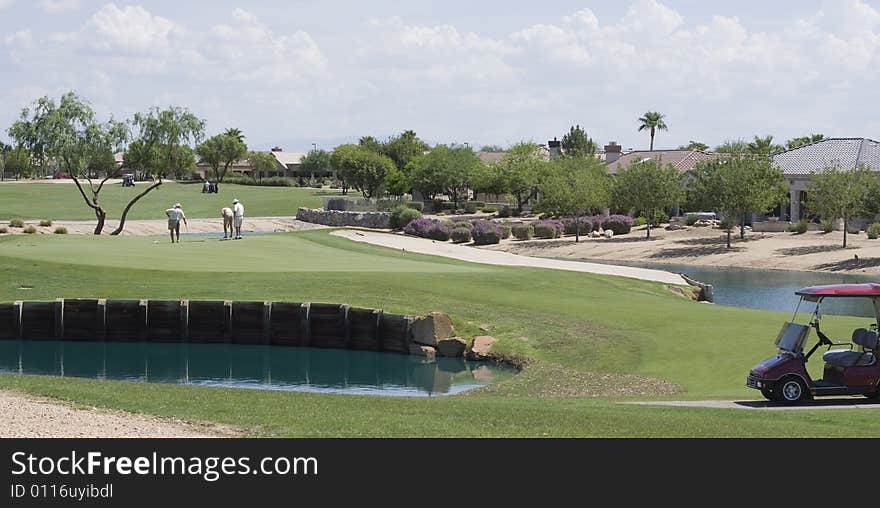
[773,138,880,176]
[796,283,880,299]
[271,151,307,166]
[476,151,505,165]
[605,150,724,174]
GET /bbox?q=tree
[807,165,879,248]
[715,139,749,154]
[358,136,383,154]
[382,130,429,172]
[7,96,58,177]
[407,144,483,207]
[2,145,31,180]
[785,134,824,150]
[612,158,683,239]
[690,156,788,248]
[330,144,394,198]
[678,141,709,151]
[247,151,277,182]
[224,128,245,144]
[637,111,668,151]
[484,142,547,213]
[747,135,783,156]
[561,125,597,157]
[300,149,332,180]
[195,132,247,183]
[536,156,611,242]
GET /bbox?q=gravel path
[0,391,235,438]
[624,398,880,410]
[332,229,686,285]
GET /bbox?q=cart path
[332,229,687,285]
[0,390,239,438]
[624,398,880,410]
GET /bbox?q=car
[746,283,880,405]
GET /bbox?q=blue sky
[1,0,878,151]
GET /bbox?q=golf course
[1,225,877,437]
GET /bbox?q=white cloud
[40,0,81,14]
[86,3,178,51]
[0,0,13,11]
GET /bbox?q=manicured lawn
[0,181,342,221]
[0,229,877,436]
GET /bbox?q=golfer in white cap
[165,203,187,243]
[232,198,244,239]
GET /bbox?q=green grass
[0,182,342,220]
[0,229,878,436]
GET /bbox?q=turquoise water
[0,341,514,397]
[587,259,880,317]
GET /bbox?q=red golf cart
[746,283,880,405]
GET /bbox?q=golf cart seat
[823,328,878,368]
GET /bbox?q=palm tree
[747,135,783,156]
[637,112,668,151]
[224,128,245,143]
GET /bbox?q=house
[195,147,329,180]
[605,148,724,174]
[772,138,880,221]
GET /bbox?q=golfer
[165,203,187,243]
[221,206,234,239]
[232,198,245,239]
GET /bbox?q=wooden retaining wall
[2,299,416,354]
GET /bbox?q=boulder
[436,337,467,357]
[410,312,455,346]
[409,344,437,360]
[604,229,614,239]
[468,335,497,360]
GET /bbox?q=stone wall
[296,207,391,229]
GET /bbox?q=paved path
[332,229,686,285]
[624,399,880,410]
[0,391,235,438]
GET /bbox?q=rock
[665,223,683,231]
[590,231,601,238]
[604,229,614,238]
[410,312,455,346]
[468,335,497,359]
[436,337,467,357]
[409,344,436,359]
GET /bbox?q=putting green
[0,232,486,273]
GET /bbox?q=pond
[585,259,880,317]
[0,341,515,397]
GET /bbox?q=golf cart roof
[796,284,880,299]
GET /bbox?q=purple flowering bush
[562,217,594,235]
[404,218,452,241]
[533,219,564,239]
[471,220,504,245]
[596,214,633,235]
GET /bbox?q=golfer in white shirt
[165,203,187,243]
[232,199,245,239]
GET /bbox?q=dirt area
[331,229,686,285]
[2,217,326,236]
[484,224,880,274]
[0,390,238,438]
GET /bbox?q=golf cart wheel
[773,377,809,405]
[760,387,775,401]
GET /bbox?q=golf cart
[746,283,880,405]
[121,174,135,187]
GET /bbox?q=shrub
[451,226,473,243]
[646,210,667,227]
[39,219,52,227]
[390,205,422,230]
[406,201,424,212]
[470,220,503,245]
[482,206,498,214]
[789,219,808,234]
[470,201,485,209]
[223,176,293,187]
[820,219,835,233]
[533,219,564,239]
[23,225,37,234]
[498,221,511,239]
[720,216,736,230]
[632,216,647,227]
[0,226,7,234]
[598,215,633,235]
[442,202,457,210]
[498,206,511,218]
[430,198,444,213]
[685,214,700,226]
[464,202,479,214]
[511,224,534,240]
[9,219,24,228]
[403,218,451,241]
[53,226,68,234]
[868,223,880,240]
[563,217,593,235]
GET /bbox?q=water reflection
[0,341,514,397]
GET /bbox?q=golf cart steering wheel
[812,321,833,346]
